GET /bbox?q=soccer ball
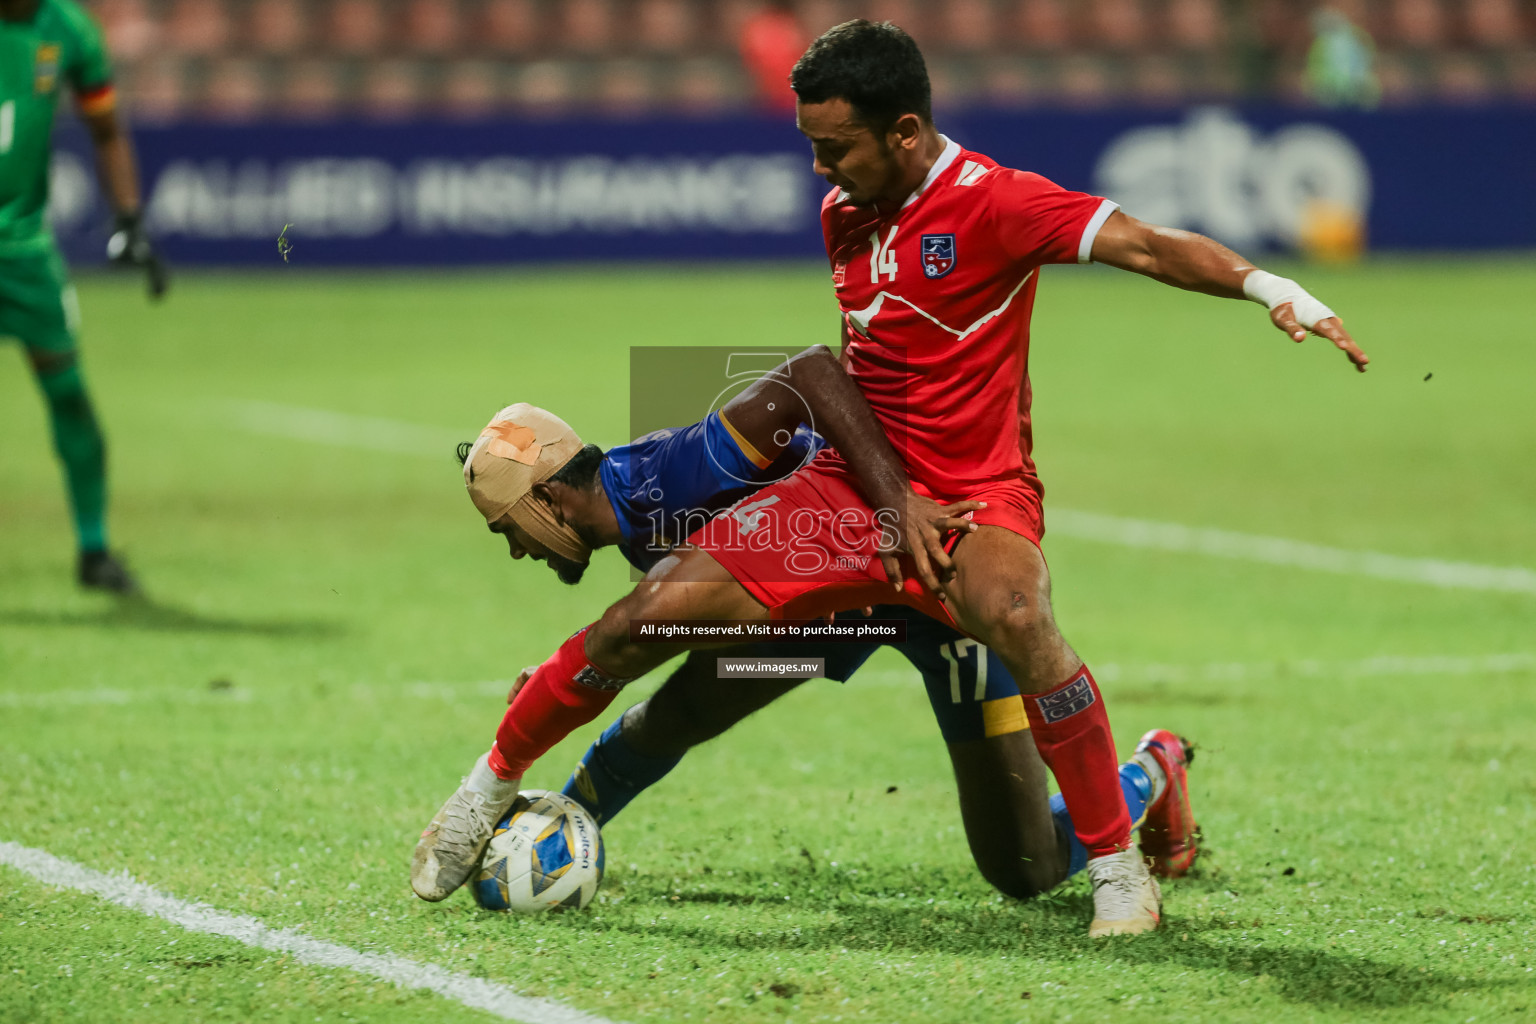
[471,790,605,912]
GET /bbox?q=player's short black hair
[548,443,605,489]
[790,20,932,132]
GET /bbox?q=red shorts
[692,451,1044,624]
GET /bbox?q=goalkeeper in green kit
[2,0,167,594]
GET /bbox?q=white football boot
[1086,846,1163,937]
[411,753,522,902]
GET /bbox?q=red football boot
[1134,729,1200,878]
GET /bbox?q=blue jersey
[600,412,821,572]
[599,411,1024,744]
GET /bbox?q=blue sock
[1051,762,1154,877]
[560,716,682,825]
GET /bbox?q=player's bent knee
[972,600,1049,659]
[971,831,1068,899]
[961,594,1079,693]
[977,859,1062,901]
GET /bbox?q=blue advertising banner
[48,106,1536,267]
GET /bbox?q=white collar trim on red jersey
[900,135,962,210]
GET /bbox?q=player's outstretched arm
[722,345,980,593]
[1088,210,1368,372]
[82,105,170,299]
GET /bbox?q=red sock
[487,627,632,780]
[1023,665,1132,858]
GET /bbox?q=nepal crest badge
[921,234,956,279]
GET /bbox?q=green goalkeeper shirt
[0,0,114,257]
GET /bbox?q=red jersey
[822,138,1118,502]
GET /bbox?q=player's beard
[546,552,589,585]
[843,138,902,208]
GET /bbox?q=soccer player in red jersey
[414,21,1366,937]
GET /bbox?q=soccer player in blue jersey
[441,345,1198,902]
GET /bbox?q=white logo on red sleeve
[956,161,991,187]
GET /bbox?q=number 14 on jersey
[869,226,898,283]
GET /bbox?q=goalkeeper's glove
[107,211,170,299]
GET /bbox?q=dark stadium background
[50,0,1536,265]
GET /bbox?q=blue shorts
[728,605,1026,744]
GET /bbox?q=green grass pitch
[1,259,1532,1024]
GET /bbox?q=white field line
[1049,509,1536,596]
[227,400,462,459]
[0,842,619,1024]
[223,402,1536,597]
[5,654,1533,710]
